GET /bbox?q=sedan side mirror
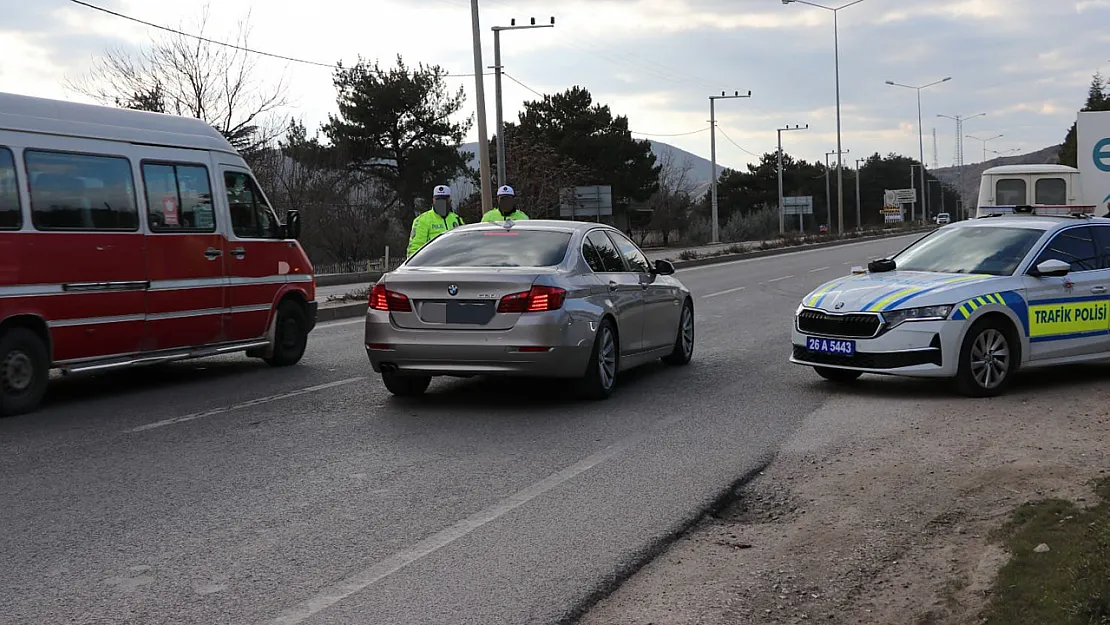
[285,210,302,240]
[1029,258,1070,278]
[653,259,676,275]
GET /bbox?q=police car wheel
[662,300,694,366]
[955,319,1016,397]
[381,371,431,397]
[0,328,50,417]
[813,366,862,384]
[578,319,618,400]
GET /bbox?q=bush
[721,207,779,244]
[681,217,713,246]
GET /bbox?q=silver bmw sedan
[364,219,695,399]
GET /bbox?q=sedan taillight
[369,284,412,312]
[497,285,567,313]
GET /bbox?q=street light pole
[708,90,752,243]
[885,76,951,223]
[491,17,555,187]
[777,124,809,235]
[782,0,866,234]
[469,0,494,214]
[966,133,1004,162]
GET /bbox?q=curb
[667,227,934,270]
[314,227,936,323]
[316,271,381,287]
[316,302,367,323]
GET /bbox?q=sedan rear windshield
[892,226,1046,276]
[408,230,573,267]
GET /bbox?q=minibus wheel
[265,301,309,367]
[0,328,50,417]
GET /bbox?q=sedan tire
[381,371,432,397]
[662,299,694,366]
[577,319,619,400]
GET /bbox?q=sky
[2,0,1110,173]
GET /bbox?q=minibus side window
[224,171,280,239]
[142,163,216,232]
[0,147,20,230]
[25,150,138,231]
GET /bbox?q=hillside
[931,144,1063,203]
[452,140,728,198]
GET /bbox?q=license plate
[805,336,856,356]
[446,301,495,325]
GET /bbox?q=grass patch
[982,477,1110,625]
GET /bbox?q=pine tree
[1060,72,1108,167]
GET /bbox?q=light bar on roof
[977,205,1097,217]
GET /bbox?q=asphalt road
[0,234,922,625]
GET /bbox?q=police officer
[407,184,464,258]
[481,185,529,222]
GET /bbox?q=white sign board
[782,195,813,215]
[885,188,917,204]
[1078,111,1110,215]
[559,185,613,218]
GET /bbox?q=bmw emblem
[834,302,845,310]
[447,284,459,296]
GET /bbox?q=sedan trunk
[384,267,555,330]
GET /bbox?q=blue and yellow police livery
[791,206,1110,396]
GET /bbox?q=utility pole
[777,124,808,235]
[825,149,848,229]
[886,77,951,223]
[708,90,752,243]
[491,16,554,187]
[469,0,494,214]
[855,157,864,229]
[939,112,986,220]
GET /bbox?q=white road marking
[267,413,689,625]
[676,234,919,273]
[808,266,831,273]
[126,377,365,433]
[702,286,746,299]
[765,275,794,283]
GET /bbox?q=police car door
[1022,225,1110,361]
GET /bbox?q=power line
[503,72,543,97]
[66,0,485,77]
[716,126,760,157]
[500,73,709,139]
[631,127,710,137]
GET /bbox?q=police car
[791,204,1110,396]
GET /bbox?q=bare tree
[67,4,288,161]
[638,150,696,246]
[497,124,587,220]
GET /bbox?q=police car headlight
[796,302,805,316]
[883,305,954,328]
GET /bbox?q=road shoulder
[576,368,1110,625]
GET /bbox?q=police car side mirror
[1030,258,1070,278]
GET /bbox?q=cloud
[3,0,1107,172]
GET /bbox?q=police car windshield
[407,230,572,267]
[892,226,1046,276]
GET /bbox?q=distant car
[364,220,695,399]
[791,206,1110,396]
[935,213,951,224]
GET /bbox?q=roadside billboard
[1078,111,1110,215]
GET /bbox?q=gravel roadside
[577,366,1110,625]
